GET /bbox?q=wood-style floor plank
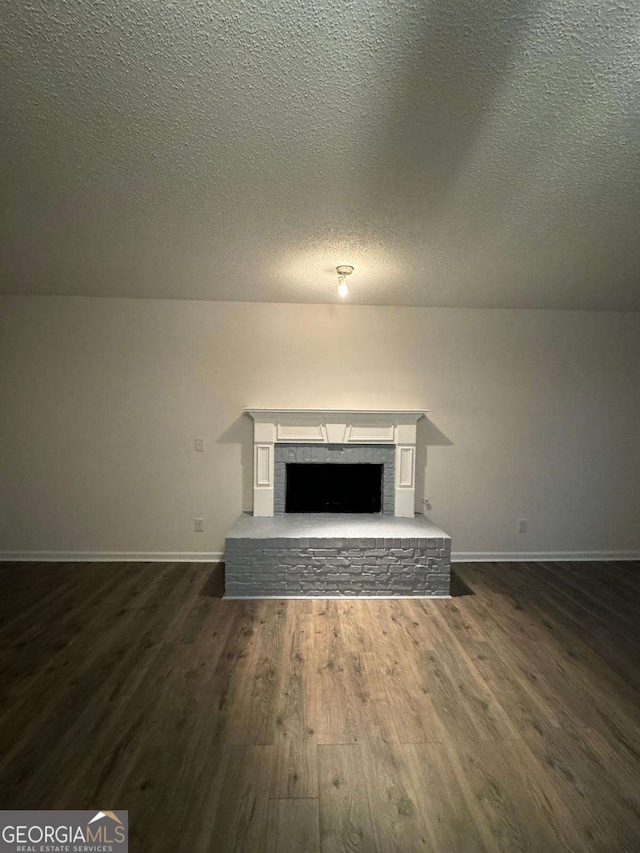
[224,601,287,745]
[0,560,639,851]
[312,600,364,745]
[358,740,431,853]
[266,798,320,853]
[200,744,273,852]
[271,605,318,798]
[446,737,586,852]
[318,743,377,852]
[402,742,487,852]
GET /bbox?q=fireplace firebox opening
[285,463,383,513]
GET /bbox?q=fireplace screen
[285,463,383,513]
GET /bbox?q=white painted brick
[225,523,451,597]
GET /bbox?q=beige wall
[1,295,639,557]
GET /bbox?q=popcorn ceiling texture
[1,1,639,309]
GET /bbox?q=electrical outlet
[518,518,528,533]
[194,437,204,452]
[194,517,204,532]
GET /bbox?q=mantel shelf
[245,408,428,418]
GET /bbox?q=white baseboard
[1,550,637,564]
[0,551,224,563]
[452,551,640,562]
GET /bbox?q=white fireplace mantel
[244,408,427,518]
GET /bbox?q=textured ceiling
[1,0,639,309]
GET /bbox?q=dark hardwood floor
[1,560,639,851]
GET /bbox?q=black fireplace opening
[285,463,383,513]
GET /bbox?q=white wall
[1,295,639,557]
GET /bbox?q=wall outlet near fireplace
[194,517,204,532]
[518,518,528,533]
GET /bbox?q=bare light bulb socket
[336,264,354,298]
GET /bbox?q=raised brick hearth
[224,514,451,598]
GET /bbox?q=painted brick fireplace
[246,408,424,517]
[275,443,396,514]
[223,409,451,598]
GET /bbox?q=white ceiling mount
[336,265,354,298]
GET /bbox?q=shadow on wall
[415,416,453,514]
[216,412,453,517]
[216,413,254,511]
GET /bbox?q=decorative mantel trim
[244,408,427,518]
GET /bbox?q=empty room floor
[0,560,639,851]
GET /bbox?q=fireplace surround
[223,408,452,598]
[245,408,424,517]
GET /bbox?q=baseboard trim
[452,551,640,562]
[1,550,637,564]
[0,551,224,563]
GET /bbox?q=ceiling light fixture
[336,264,354,298]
